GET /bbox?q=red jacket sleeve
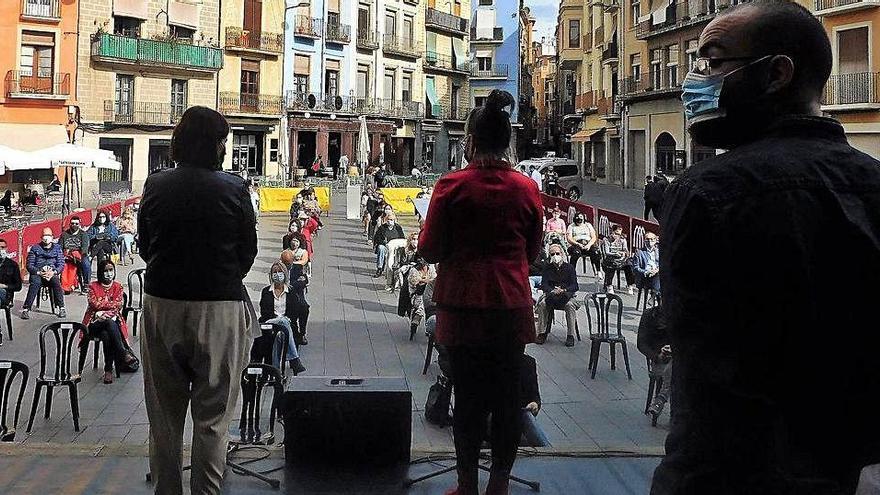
[418,178,451,264]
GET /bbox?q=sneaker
[647,396,667,420]
[565,335,575,347]
[58,307,67,318]
[535,332,548,345]
[20,309,30,320]
[300,336,309,346]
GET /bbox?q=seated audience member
[535,244,580,347]
[257,262,306,373]
[637,306,671,422]
[60,216,91,292]
[87,210,119,263]
[21,227,66,319]
[407,257,436,337]
[0,238,22,308]
[566,212,601,277]
[282,219,303,250]
[282,236,309,270]
[601,224,636,295]
[116,207,137,264]
[544,208,567,235]
[82,260,137,384]
[0,190,12,214]
[631,232,661,301]
[368,194,390,239]
[47,174,62,193]
[297,211,319,262]
[373,212,405,279]
[391,232,420,291]
[289,192,305,219]
[518,354,549,447]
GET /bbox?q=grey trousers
[141,294,251,495]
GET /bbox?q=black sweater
[0,258,23,293]
[519,354,541,408]
[258,282,308,322]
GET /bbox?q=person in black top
[372,212,405,278]
[643,176,661,221]
[654,3,880,494]
[636,306,671,422]
[374,163,387,189]
[535,244,580,347]
[0,190,12,214]
[0,237,22,310]
[256,261,306,373]
[138,106,258,495]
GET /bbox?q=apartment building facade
[815,0,880,158]
[518,7,537,159]
[532,45,558,151]
[423,0,470,171]
[77,0,222,194]
[0,0,79,185]
[219,0,285,178]
[470,0,520,127]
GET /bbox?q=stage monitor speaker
[280,376,412,466]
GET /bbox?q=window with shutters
[326,70,339,96]
[19,31,54,78]
[666,44,679,87]
[115,74,134,118]
[293,55,309,94]
[651,48,662,89]
[569,20,580,49]
[384,70,395,100]
[241,60,260,96]
[402,72,412,101]
[631,53,641,81]
[357,66,369,99]
[171,79,187,117]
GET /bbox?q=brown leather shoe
[535,332,548,345]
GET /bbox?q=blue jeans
[266,316,299,361]
[376,244,388,271]
[76,254,91,288]
[521,410,551,447]
[425,315,436,337]
[529,276,542,304]
[119,233,135,257]
[23,274,64,311]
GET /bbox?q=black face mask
[688,58,776,150]
[574,218,583,224]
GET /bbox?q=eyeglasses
[691,56,764,75]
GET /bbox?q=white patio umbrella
[31,143,122,216]
[0,144,50,172]
[357,115,370,176]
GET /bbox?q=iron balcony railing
[636,0,750,39]
[621,65,688,95]
[356,98,424,119]
[357,28,379,49]
[470,27,503,42]
[287,91,357,113]
[5,70,70,97]
[425,8,468,35]
[225,27,283,54]
[815,0,871,10]
[470,63,509,79]
[21,0,60,19]
[383,34,421,58]
[219,92,283,115]
[601,41,619,63]
[326,22,351,43]
[822,72,880,106]
[103,100,184,125]
[292,16,323,38]
[424,51,470,74]
[425,102,471,121]
[91,33,223,72]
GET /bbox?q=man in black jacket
[643,176,658,220]
[654,3,880,494]
[535,244,579,347]
[0,238,22,327]
[138,107,258,495]
[372,212,405,278]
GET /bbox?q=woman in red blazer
[419,90,544,495]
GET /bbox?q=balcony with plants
[91,32,223,73]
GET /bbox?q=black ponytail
[467,89,516,155]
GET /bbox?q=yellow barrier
[259,187,331,213]
[379,188,422,215]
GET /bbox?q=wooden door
[244,0,262,45]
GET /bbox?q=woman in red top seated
[419,90,544,495]
[82,259,137,384]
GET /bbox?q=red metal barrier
[540,194,596,226]
[63,209,93,228]
[631,218,661,251]
[595,208,633,240]
[124,196,140,208]
[0,229,21,265]
[105,201,123,219]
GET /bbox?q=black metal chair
[34,284,58,315]
[635,280,660,311]
[584,293,632,380]
[645,358,664,427]
[422,332,436,375]
[27,322,86,432]
[249,322,290,379]
[0,360,29,441]
[123,268,145,337]
[1,296,14,345]
[78,294,129,378]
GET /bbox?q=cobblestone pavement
[0,193,668,455]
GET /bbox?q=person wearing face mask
[419,90,543,495]
[297,210,318,266]
[60,216,92,292]
[282,219,303,251]
[544,208,566,235]
[566,212,600,278]
[138,106,257,495]
[282,237,309,271]
[600,225,636,295]
[372,212,405,279]
[257,262,306,372]
[368,196,391,241]
[631,232,661,303]
[654,3,880,494]
[87,209,119,263]
[82,260,138,384]
[0,238,22,328]
[535,244,580,347]
[21,228,66,319]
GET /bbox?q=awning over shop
[0,123,68,152]
[425,78,441,117]
[571,127,605,142]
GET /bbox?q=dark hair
[723,0,832,95]
[171,106,230,168]
[93,209,109,226]
[611,224,622,232]
[96,259,116,283]
[467,90,516,155]
[70,216,81,222]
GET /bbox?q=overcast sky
[526,0,558,53]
